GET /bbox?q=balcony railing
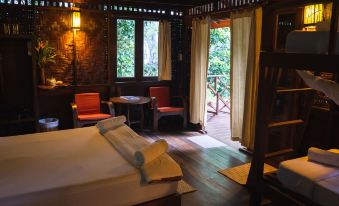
[207,75,230,115]
[189,0,265,16]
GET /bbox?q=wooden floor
[141,130,251,206]
[205,110,241,149]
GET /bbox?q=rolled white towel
[134,139,168,168]
[308,147,339,168]
[96,115,126,134]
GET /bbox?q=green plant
[35,38,56,68]
[35,38,56,84]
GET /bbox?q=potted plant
[35,38,56,85]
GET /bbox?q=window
[117,19,135,78]
[115,19,160,81]
[143,21,159,77]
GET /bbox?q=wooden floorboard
[205,111,242,149]
[140,129,252,206]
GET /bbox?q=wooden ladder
[247,65,315,205]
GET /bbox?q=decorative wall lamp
[304,4,324,25]
[71,9,80,85]
[72,11,81,30]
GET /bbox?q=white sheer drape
[189,16,211,127]
[158,20,172,81]
[231,8,262,150]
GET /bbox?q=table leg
[140,104,144,130]
[127,104,131,126]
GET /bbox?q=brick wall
[35,9,108,85]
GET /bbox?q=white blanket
[101,125,183,183]
[0,126,178,206]
[278,149,339,206]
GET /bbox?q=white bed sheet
[277,152,339,206]
[314,175,339,206]
[0,126,178,206]
[286,31,339,54]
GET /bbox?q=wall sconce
[304,4,324,25]
[71,9,80,85]
[72,11,81,30]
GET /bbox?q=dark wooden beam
[329,0,339,55]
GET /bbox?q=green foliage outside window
[117,19,135,78]
[207,27,231,99]
[143,21,159,77]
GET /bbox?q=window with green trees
[117,19,135,78]
[143,21,159,77]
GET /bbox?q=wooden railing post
[215,76,219,115]
[206,74,231,115]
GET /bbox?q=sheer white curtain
[231,8,262,150]
[189,16,211,127]
[158,20,172,80]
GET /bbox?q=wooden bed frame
[247,0,339,205]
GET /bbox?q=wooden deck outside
[205,102,241,149]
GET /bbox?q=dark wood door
[0,38,35,136]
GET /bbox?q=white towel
[134,139,168,168]
[297,70,339,105]
[141,154,183,183]
[308,147,339,168]
[96,115,126,134]
[101,125,183,183]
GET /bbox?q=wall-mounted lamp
[71,9,80,85]
[304,4,324,25]
[72,11,81,30]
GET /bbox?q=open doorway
[205,19,239,148]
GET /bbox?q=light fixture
[72,10,81,30]
[70,9,80,85]
[304,4,324,25]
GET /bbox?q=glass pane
[143,21,159,77]
[117,19,135,78]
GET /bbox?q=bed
[0,125,180,206]
[286,31,339,54]
[277,149,339,206]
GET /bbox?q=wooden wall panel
[35,9,108,85]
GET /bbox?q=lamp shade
[72,11,81,29]
[304,4,324,25]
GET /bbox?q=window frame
[113,17,159,82]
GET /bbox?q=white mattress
[314,175,339,206]
[277,153,339,206]
[286,31,339,54]
[0,127,178,206]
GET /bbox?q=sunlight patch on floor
[187,135,227,148]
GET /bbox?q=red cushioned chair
[71,93,115,128]
[149,86,187,131]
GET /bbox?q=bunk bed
[247,0,339,205]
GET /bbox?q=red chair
[71,93,115,128]
[149,86,187,131]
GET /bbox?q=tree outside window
[143,21,159,77]
[117,19,135,78]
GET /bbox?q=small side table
[110,96,150,129]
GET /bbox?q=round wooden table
[110,96,150,129]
